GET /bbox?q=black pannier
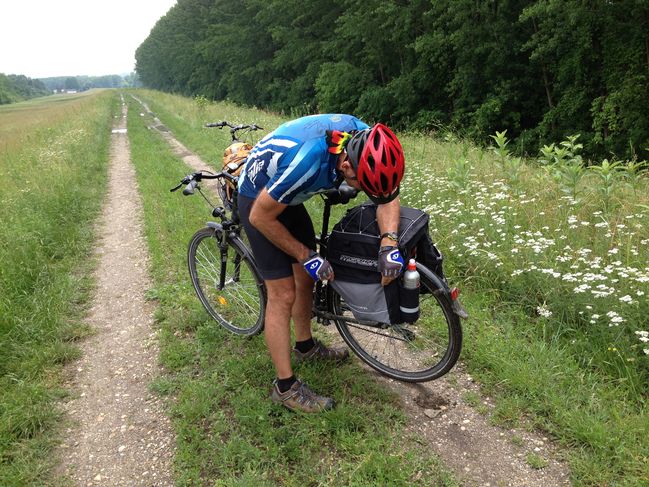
[328,202,445,282]
[327,202,446,324]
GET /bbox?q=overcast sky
[0,0,177,78]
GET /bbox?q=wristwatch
[380,231,399,243]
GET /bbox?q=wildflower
[536,304,552,318]
[619,295,634,303]
[574,284,591,293]
[606,311,625,325]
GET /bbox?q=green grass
[131,89,649,486]
[0,90,118,484]
[125,94,456,486]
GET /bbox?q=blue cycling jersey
[238,114,369,205]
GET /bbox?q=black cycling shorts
[238,194,316,280]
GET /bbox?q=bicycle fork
[207,223,242,290]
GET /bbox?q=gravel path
[55,99,175,486]
[133,96,573,486]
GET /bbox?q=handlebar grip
[183,179,198,195]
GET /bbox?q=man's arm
[377,195,400,245]
[249,189,311,262]
[376,195,401,285]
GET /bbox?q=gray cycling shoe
[270,379,335,413]
[293,338,350,364]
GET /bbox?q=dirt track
[55,98,175,485]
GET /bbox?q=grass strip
[0,91,118,484]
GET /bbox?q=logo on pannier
[340,255,378,269]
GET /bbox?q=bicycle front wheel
[332,264,462,382]
[188,227,266,335]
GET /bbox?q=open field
[0,91,105,153]
[0,91,117,484]
[130,89,648,486]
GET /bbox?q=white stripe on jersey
[267,152,282,180]
[275,163,319,202]
[267,140,315,199]
[250,137,298,154]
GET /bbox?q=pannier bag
[328,202,446,324]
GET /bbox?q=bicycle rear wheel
[188,227,266,335]
[331,264,462,382]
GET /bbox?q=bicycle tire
[188,227,266,335]
[331,263,462,382]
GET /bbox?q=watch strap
[380,231,399,242]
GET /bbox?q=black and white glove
[378,246,404,278]
[301,251,334,281]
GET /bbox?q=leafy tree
[0,73,50,104]
[134,0,649,160]
[64,77,80,90]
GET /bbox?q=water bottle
[400,259,420,323]
[402,259,420,289]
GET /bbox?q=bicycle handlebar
[204,120,264,141]
[170,171,236,195]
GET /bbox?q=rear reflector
[450,287,460,301]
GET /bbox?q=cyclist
[237,114,405,413]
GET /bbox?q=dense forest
[135,0,649,160]
[0,74,50,104]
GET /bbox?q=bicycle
[171,122,464,382]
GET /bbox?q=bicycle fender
[417,263,468,319]
[416,263,450,297]
[206,221,224,232]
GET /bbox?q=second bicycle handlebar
[205,121,264,141]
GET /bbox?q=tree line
[39,74,140,92]
[135,0,649,160]
[0,74,49,104]
[0,73,142,105]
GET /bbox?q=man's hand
[378,246,403,285]
[301,251,335,281]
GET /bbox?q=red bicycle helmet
[346,123,404,204]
